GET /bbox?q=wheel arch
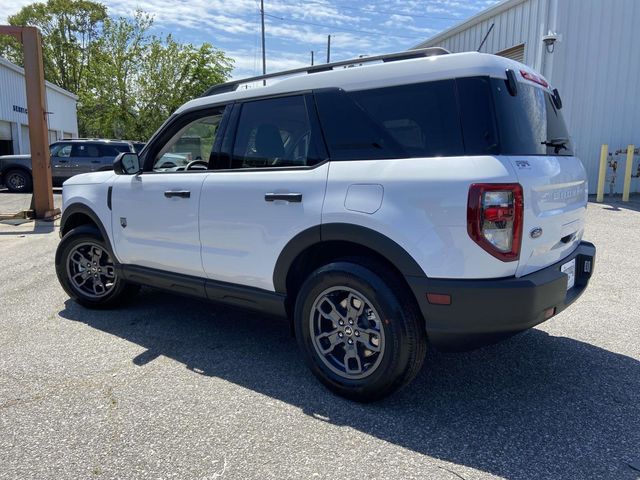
[59,203,116,263]
[274,223,426,311]
[1,164,32,176]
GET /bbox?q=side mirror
[114,152,141,175]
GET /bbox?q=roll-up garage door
[0,120,11,140]
[21,125,30,154]
[497,43,525,63]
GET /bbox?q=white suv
[55,48,596,401]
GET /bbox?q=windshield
[490,78,574,156]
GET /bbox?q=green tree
[80,12,233,140]
[0,0,107,94]
[1,1,234,141]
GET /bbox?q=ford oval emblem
[530,227,543,239]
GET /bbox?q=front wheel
[294,260,427,402]
[55,227,139,308]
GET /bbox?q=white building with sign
[416,0,640,194]
[0,56,78,156]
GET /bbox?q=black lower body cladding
[406,241,596,351]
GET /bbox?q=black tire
[55,226,139,309]
[4,169,32,193]
[294,259,427,402]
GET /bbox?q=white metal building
[0,56,78,156]
[416,0,640,193]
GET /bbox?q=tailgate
[510,155,588,277]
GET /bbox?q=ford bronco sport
[55,48,596,401]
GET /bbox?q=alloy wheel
[309,286,385,380]
[66,242,116,298]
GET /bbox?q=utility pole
[260,0,266,85]
[311,50,314,66]
[326,34,331,63]
[0,26,56,220]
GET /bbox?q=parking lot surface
[0,194,639,480]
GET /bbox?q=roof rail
[201,47,450,97]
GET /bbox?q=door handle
[265,192,302,203]
[57,159,67,163]
[91,160,100,163]
[164,190,191,198]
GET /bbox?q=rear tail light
[467,183,523,262]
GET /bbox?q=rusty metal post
[0,25,56,219]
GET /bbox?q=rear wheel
[4,169,32,193]
[56,227,139,308]
[295,260,427,402]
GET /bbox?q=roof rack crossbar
[201,47,450,97]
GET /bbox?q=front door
[110,109,226,277]
[49,142,73,184]
[200,94,329,291]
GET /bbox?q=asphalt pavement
[0,195,639,480]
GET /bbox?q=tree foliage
[1,1,234,141]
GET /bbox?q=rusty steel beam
[0,25,57,220]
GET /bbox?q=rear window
[314,76,573,159]
[490,78,573,156]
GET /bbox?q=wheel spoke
[345,293,365,321]
[356,328,382,352]
[318,296,346,326]
[343,346,363,375]
[316,330,343,354]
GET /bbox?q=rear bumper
[407,241,596,351]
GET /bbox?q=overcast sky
[1,0,498,79]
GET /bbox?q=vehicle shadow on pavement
[59,289,640,480]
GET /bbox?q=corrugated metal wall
[418,0,640,194]
[0,58,78,154]
[553,0,640,194]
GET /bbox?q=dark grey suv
[0,139,145,193]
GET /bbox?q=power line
[263,12,426,39]
[275,0,464,21]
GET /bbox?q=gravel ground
[0,196,639,480]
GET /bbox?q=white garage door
[0,120,11,141]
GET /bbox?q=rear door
[199,94,329,291]
[489,76,588,277]
[71,143,101,176]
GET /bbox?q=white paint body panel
[325,157,521,279]
[110,173,207,277]
[199,164,329,291]
[62,171,115,249]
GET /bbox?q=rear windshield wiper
[541,138,568,153]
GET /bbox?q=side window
[153,114,222,172]
[348,80,465,158]
[456,77,499,155]
[98,144,122,157]
[50,143,71,158]
[231,95,321,169]
[72,144,100,157]
[314,89,406,160]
